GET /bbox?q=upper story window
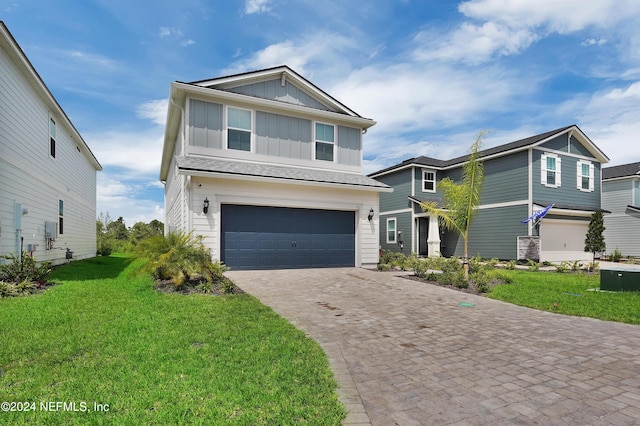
[49,117,56,158]
[633,179,640,207]
[541,153,561,188]
[386,218,397,244]
[58,199,64,235]
[577,160,594,192]
[227,107,251,151]
[422,170,436,192]
[315,122,334,161]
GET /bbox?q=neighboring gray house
[0,22,102,265]
[369,125,610,262]
[602,161,640,257]
[160,66,390,270]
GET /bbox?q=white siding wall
[1,43,97,265]
[188,177,380,267]
[603,179,640,257]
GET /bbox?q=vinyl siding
[188,99,222,148]
[569,136,593,157]
[532,149,601,208]
[379,211,412,253]
[0,44,97,264]
[377,169,412,212]
[481,151,529,205]
[255,111,312,160]
[445,204,529,259]
[540,134,569,152]
[413,168,443,199]
[602,178,640,256]
[228,79,333,111]
[337,125,361,167]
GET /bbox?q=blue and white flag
[521,204,553,224]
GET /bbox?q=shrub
[377,263,391,271]
[610,248,622,262]
[527,259,540,272]
[471,270,491,293]
[505,260,517,270]
[0,251,52,284]
[555,261,570,273]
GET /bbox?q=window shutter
[589,163,595,192]
[556,157,562,186]
[541,154,547,185]
[577,161,583,189]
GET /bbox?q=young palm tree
[420,131,487,280]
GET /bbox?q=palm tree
[420,131,487,280]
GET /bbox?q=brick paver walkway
[226,268,640,425]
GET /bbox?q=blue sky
[4,0,640,226]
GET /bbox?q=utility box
[45,221,57,239]
[600,268,640,291]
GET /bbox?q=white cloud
[159,27,182,37]
[581,37,607,47]
[181,39,195,47]
[97,174,164,226]
[245,0,273,15]
[136,99,169,126]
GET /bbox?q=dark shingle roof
[176,156,390,190]
[602,162,640,180]
[369,125,576,177]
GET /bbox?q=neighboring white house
[160,66,390,270]
[0,22,102,265]
[602,161,640,257]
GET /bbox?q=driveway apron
[226,268,640,425]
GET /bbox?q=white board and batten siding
[1,25,100,265]
[187,177,380,268]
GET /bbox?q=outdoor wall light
[368,208,374,221]
[203,197,209,214]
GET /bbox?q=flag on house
[521,204,553,224]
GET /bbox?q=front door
[418,217,429,256]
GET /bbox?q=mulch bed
[154,279,245,296]
[401,274,487,295]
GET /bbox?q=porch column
[427,214,441,257]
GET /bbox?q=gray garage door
[221,204,355,270]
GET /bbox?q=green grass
[0,255,345,425]
[488,270,640,324]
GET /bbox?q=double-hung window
[386,218,397,244]
[49,117,56,158]
[541,153,561,187]
[227,107,251,151]
[315,122,334,161]
[577,160,594,192]
[422,170,436,192]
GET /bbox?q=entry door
[418,217,429,256]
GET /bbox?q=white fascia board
[178,169,393,193]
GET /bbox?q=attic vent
[281,72,286,87]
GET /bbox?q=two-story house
[369,125,609,262]
[159,66,390,270]
[0,22,102,265]
[602,161,640,257]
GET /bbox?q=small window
[227,107,251,151]
[50,117,56,158]
[386,218,397,244]
[315,122,334,161]
[58,199,64,235]
[541,153,561,188]
[422,170,436,192]
[577,160,594,192]
[633,180,640,207]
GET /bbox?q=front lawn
[0,255,345,425]
[488,270,640,324]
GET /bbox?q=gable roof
[188,65,363,118]
[369,125,608,178]
[602,161,640,180]
[0,21,101,171]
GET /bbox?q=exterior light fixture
[203,197,209,214]
[368,208,374,221]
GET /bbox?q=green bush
[471,270,491,293]
[0,251,52,284]
[610,248,623,262]
[505,260,517,270]
[527,259,540,272]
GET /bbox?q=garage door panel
[221,205,355,270]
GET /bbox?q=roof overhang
[534,201,610,217]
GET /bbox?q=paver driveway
[226,268,640,425]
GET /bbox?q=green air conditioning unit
[600,268,640,291]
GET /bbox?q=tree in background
[420,131,487,280]
[584,211,606,259]
[96,213,164,255]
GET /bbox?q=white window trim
[225,106,253,152]
[576,160,595,192]
[313,121,336,162]
[386,217,397,244]
[422,169,436,193]
[541,153,561,188]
